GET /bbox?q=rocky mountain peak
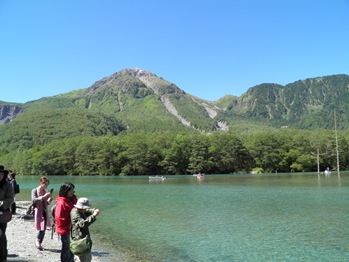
[114,68,157,79]
[129,68,156,78]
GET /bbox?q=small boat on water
[149,175,166,181]
[324,168,331,176]
[193,173,205,179]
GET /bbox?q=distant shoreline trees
[0,129,346,176]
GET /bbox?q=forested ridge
[1,127,347,176]
[0,69,349,175]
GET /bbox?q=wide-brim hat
[0,165,9,176]
[74,197,91,209]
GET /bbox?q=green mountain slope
[0,108,125,150]
[1,70,349,152]
[224,74,349,129]
[1,69,349,176]
[46,68,224,132]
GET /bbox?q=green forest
[1,71,349,176]
[1,129,347,176]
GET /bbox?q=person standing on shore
[31,176,52,250]
[70,197,100,262]
[7,171,18,214]
[55,182,77,262]
[0,166,14,262]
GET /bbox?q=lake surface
[15,173,349,261]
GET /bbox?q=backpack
[26,202,35,216]
[14,184,20,194]
[26,187,40,216]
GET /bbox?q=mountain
[68,68,227,132]
[1,68,228,133]
[0,69,349,149]
[223,74,349,129]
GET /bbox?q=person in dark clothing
[0,166,14,262]
[7,171,17,214]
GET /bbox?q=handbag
[26,202,35,216]
[0,209,12,223]
[70,236,92,256]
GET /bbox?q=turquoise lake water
[16,173,349,261]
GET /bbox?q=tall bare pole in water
[334,112,340,177]
[317,148,320,176]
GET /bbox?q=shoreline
[6,201,131,262]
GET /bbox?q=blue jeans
[60,234,74,262]
[36,229,46,243]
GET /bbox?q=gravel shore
[6,201,130,262]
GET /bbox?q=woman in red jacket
[54,182,77,262]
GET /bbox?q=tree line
[0,129,347,176]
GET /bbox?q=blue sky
[1,0,348,103]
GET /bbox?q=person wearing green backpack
[70,197,100,262]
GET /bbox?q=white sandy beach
[6,201,130,262]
